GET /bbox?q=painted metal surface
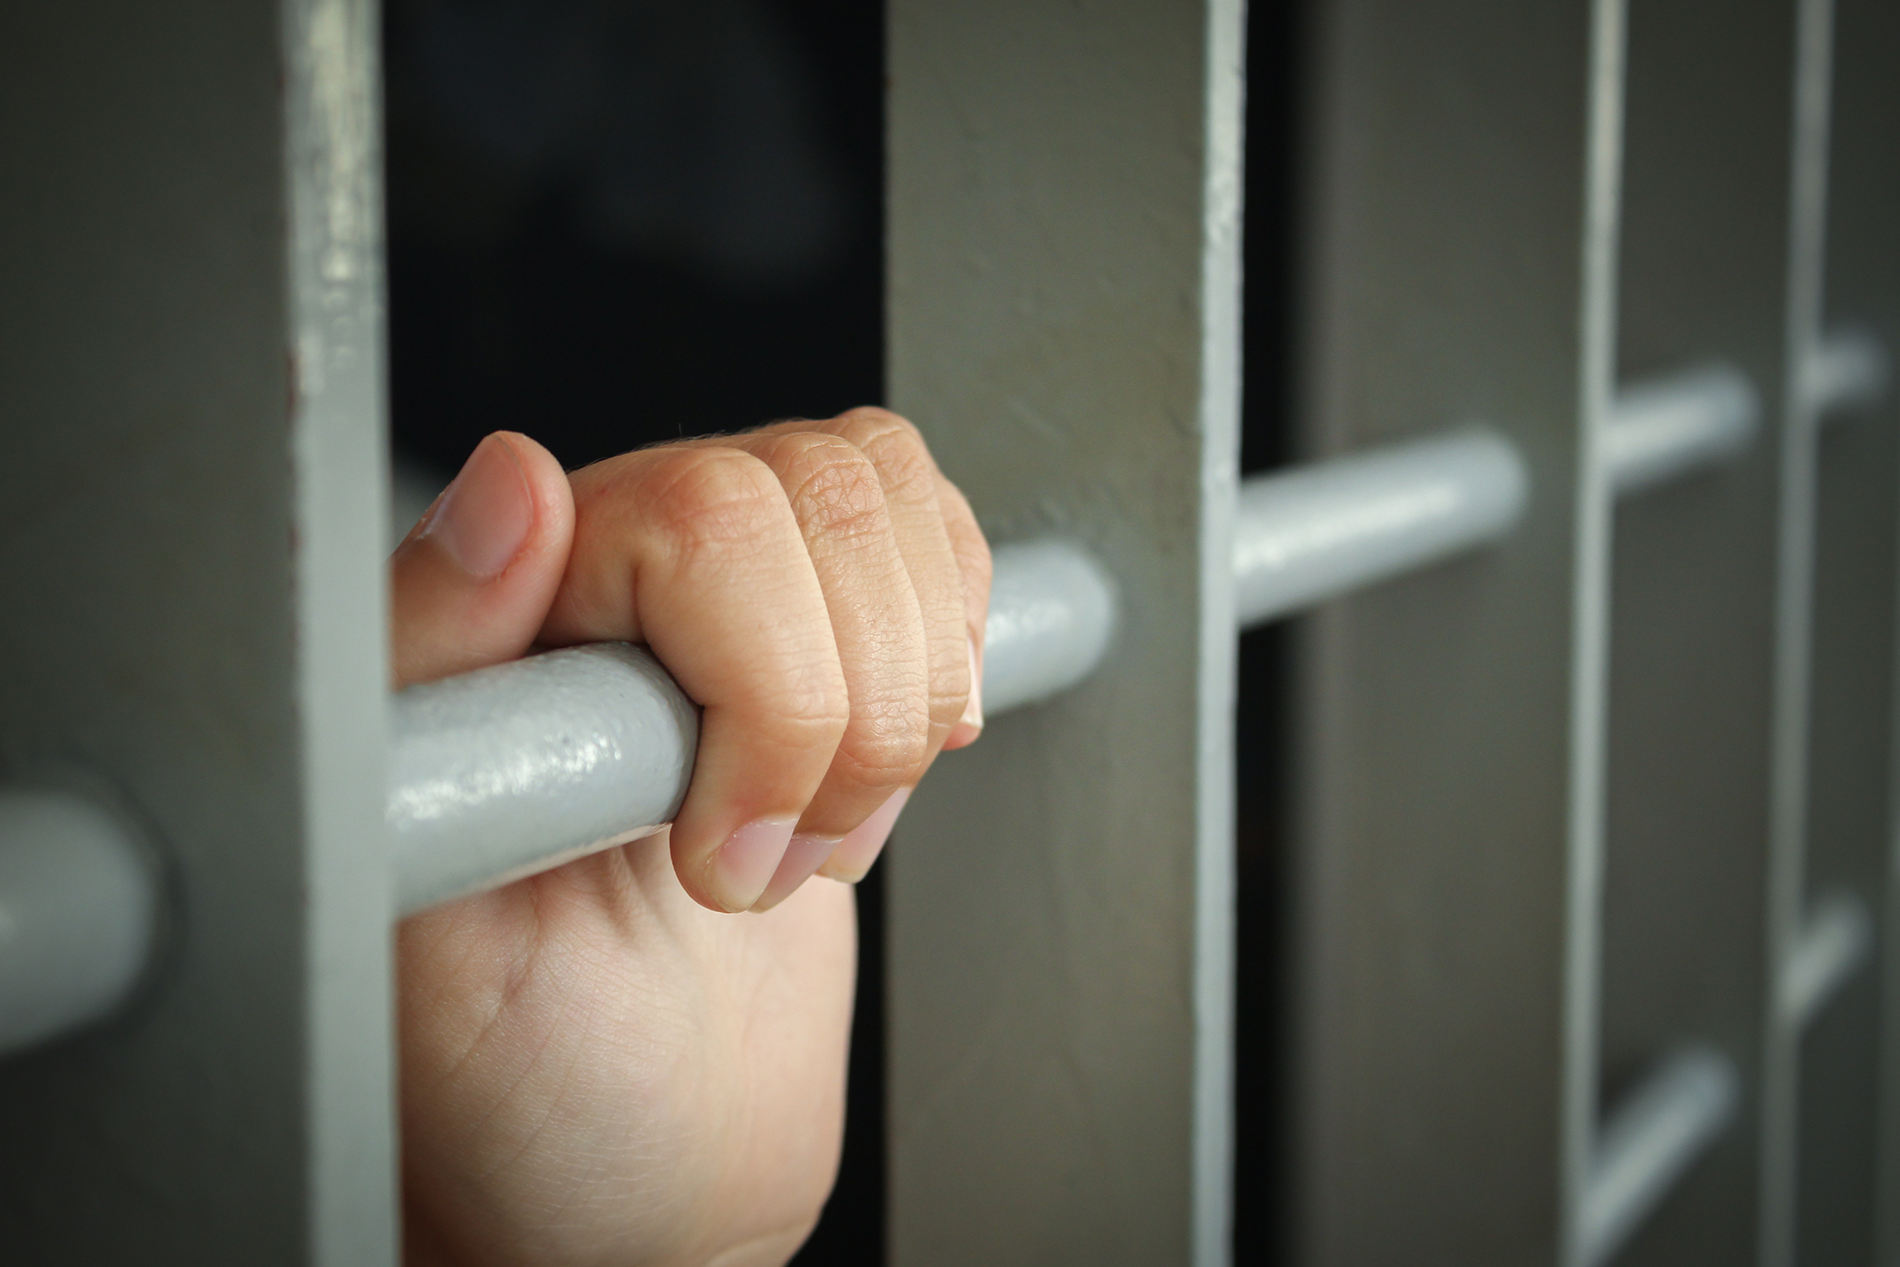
[1806,325,1889,415]
[1760,2,1846,1262]
[1284,1,1602,1262]
[6,430,1532,1034]
[1606,364,1759,497]
[886,0,1243,1260]
[388,540,1113,914]
[1587,331,1877,504]
[1234,430,1527,627]
[978,540,1121,715]
[1579,1048,1741,1267]
[1777,890,1873,1032]
[1588,0,1801,1262]
[285,2,398,1259]
[0,0,395,1260]
[0,790,158,1057]
[384,446,1512,918]
[390,643,697,913]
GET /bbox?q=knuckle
[637,448,786,553]
[786,446,890,542]
[835,406,918,438]
[835,694,933,784]
[832,412,937,500]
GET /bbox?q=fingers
[694,430,932,908]
[542,410,989,913]
[721,409,990,898]
[542,447,851,914]
[766,410,974,757]
[929,473,993,752]
[758,411,992,886]
[390,432,576,689]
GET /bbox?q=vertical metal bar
[1592,0,1806,1259]
[885,2,1243,1263]
[0,1,395,1261]
[1760,3,1839,1264]
[1560,0,1629,1261]
[284,1,397,1261]
[1284,1,1606,1261]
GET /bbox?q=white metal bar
[387,432,1527,916]
[979,540,1120,715]
[1777,889,1874,1032]
[1594,326,1885,503]
[1606,364,1759,497]
[46,345,1882,1043]
[43,331,1871,1039]
[1805,325,1890,416]
[1233,429,1528,627]
[1559,0,1630,1261]
[1587,329,1885,502]
[0,789,156,1057]
[10,416,1532,1034]
[386,540,1115,915]
[1762,2,1843,1263]
[1578,1047,1740,1267]
[390,642,699,914]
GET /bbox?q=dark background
[383,1,1304,1259]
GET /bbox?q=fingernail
[751,832,843,913]
[705,817,798,912]
[818,787,911,884]
[945,635,984,750]
[422,434,534,580]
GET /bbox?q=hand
[388,412,991,1266]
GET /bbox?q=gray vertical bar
[1593,0,1799,1259]
[284,1,397,1262]
[1284,1,1608,1262]
[1761,3,1839,1264]
[0,1,395,1262]
[1795,7,1900,1260]
[1562,1,1629,1262]
[885,1,1243,1262]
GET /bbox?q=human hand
[388,412,990,1266]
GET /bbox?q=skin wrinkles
[393,414,980,1266]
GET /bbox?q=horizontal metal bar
[390,642,700,913]
[1233,429,1529,627]
[1804,325,1890,416]
[1606,363,1759,497]
[1578,1046,1739,1267]
[1599,330,1888,500]
[978,540,1119,715]
[389,540,1123,913]
[1777,889,1874,1031]
[393,431,1529,909]
[12,335,1887,1044]
[0,787,157,1057]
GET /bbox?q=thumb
[390,432,576,689]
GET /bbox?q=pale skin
[389,411,991,1267]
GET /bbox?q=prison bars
[1577,1046,1740,1267]
[0,334,1882,1056]
[1578,329,1890,1267]
[1576,890,1897,1267]
[390,427,1529,914]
